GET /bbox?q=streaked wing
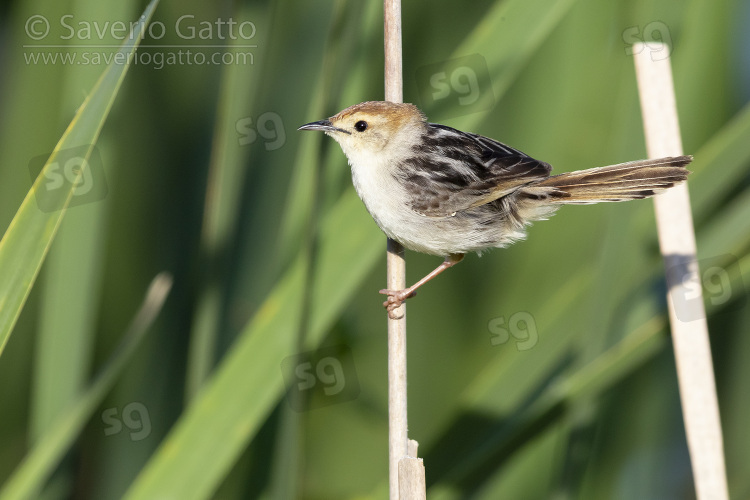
[397,124,552,217]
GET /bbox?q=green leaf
[124,190,381,499]
[0,272,172,500]
[185,4,270,402]
[0,0,161,357]
[430,0,580,128]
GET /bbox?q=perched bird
[299,101,691,318]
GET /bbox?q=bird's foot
[379,288,417,319]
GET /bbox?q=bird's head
[298,101,426,163]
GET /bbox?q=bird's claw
[379,289,417,319]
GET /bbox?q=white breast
[347,147,410,240]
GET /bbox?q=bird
[299,101,691,318]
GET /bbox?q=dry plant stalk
[384,0,425,499]
[634,42,728,500]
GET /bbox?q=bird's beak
[298,120,351,135]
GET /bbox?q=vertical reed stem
[634,42,728,500]
[384,1,409,498]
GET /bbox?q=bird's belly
[350,161,528,255]
[355,185,524,255]
[350,172,443,255]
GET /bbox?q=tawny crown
[329,101,425,135]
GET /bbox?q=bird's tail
[531,155,692,204]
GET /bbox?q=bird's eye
[354,120,368,132]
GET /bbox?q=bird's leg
[380,253,465,318]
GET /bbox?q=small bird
[299,101,691,318]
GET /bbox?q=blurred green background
[0,0,748,498]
